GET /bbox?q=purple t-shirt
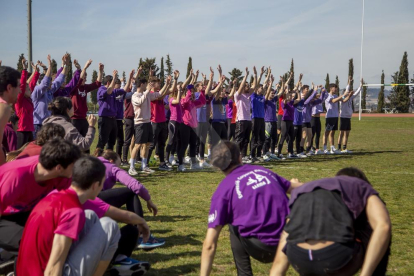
[227,99,234,119]
[281,100,295,121]
[264,97,278,122]
[325,94,339,118]
[208,165,291,246]
[250,93,265,119]
[293,100,304,126]
[211,97,228,123]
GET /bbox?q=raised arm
[351,78,363,100]
[205,68,214,96]
[255,66,265,92]
[20,57,28,94]
[181,68,193,90]
[169,70,179,93]
[228,78,238,98]
[236,67,249,95]
[251,66,258,91]
[106,70,118,95]
[265,75,275,101]
[159,75,172,97]
[210,75,226,95]
[191,70,199,85]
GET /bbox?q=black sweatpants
[293,125,302,154]
[98,187,144,218]
[235,120,252,157]
[72,118,89,137]
[122,118,134,162]
[311,116,322,149]
[211,122,227,146]
[250,118,265,158]
[114,120,124,157]
[0,211,31,256]
[179,123,197,165]
[165,120,180,161]
[227,119,236,141]
[196,122,209,159]
[97,116,117,150]
[16,131,34,150]
[229,225,277,276]
[147,122,168,165]
[278,120,294,155]
[264,121,277,154]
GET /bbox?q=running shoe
[184,156,191,164]
[262,155,270,161]
[330,147,341,154]
[121,161,129,167]
[297,153,308,158]
[200,161,213,168]
[128,167,139,176]
[171,159,177,166]
[278,154,286,160]
[164,161,173,169]
[177,165,186,172]
[141,167,155,174]
[137,235,166,249]
[242,157,252,164]
[159,163,172,171]
[190,162,203,170]
[110,257,150,276]
[288,153,298,158]
[323,149,331,154]
[341,149,352,154]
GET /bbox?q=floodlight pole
[28,0,33,73]
[359,0,365,121]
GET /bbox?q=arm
[44,234,72,276]
[67,118,96,150]
[171,85,183,105]
[351,79,363,100]
[115,168,151,201]
[20,58,28,94]
[359,195,392,276]
[265,75,275,101]
[250,66,258,91]
[168,70,178,93]
[106,70,118,95]
[255,66,265,93]
[269,229,290,276]
[193,89,206,108]
[331,95,343,103]
[159,75,172,97]
[293,90,302,105]
[236,67,249,95]
[200,226,223,276]
[0,104,11,165]
[205,67,214,96]
[209,75,225,95]
[181,68,193,89]
[304,86,318,105]
[228,79,237,98]
[191,70,199,85]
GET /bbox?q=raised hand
[299,73,303,81]
[217,65,222,74]
[129,69,135,79]
[166,75,172,85]
[112,70,118,79]
[99,63,104,72]
[201,73,206,79]
[245,67,249,76]
[190,68,194,75]
[146,82,154,91]
[253,66,257,75]
[22,56,28,70]
[195,69,200,76]
[233,78,238,85]
[84,59,92,69]
[47,54,52,65]
[73,59,81,70]
[87,114,97,127]
[210,67,214,74]
[220,75,226,82]
[260,66,265,75]
[174,70,180,80]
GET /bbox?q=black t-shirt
[285,189,354,244]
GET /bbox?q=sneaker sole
[138,241,166,249]
[110,263,150,276]
[0,260,15,275]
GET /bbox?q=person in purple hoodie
[310,87,328,154]
[200,141,302,276]
[298,83,318,156]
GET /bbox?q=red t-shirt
[14,69,35,131]
[0,155,71,215]
[124,98,134,119]
[70,78,101,120]
[16,188,85,276]
[16,141,42,159]
[278,95,285,116]
[150,91,166,123]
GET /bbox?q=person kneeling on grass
[269,167,391,276]
[200,141,302,276]
[94,149,165,249]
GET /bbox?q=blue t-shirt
[264,97,278,122]
[196,92,208,123]
[250,93,265,119]
[293,100,304,126]
[211,97,228,123]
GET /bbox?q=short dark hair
[115,79,121,85]
[137,79,148,86]
[36,123,65,146]
[211,141,241,171]
[336,167,371,184]
[72,156,106,190]
[149,76,160,83]
[0,66,21,95]
[39,138,82,170]
[94,148,119,162]
[9,113,19,125]
[48,97,72,120]
[302,85,309,90]
[329,83,338,89]
[103,75,113,85]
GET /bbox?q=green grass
[92,117,414,276]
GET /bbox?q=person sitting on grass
[200,141,302,276]
[16,156,120,276]
[269,167,391,276]
[94,148,165,249]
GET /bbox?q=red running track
[319,113,414,118]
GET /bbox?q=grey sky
[1,0,413,86]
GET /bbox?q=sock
[115,254,128,262]
[331,145,335,151]
[338,144,341,150]
[142,158,147,169]
[169,156,174,163]
[323,145,327,151]
[306,146,311,152]
[343,144,347,150]
[208,149,211,156]
[129,158,135,169]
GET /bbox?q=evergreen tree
[377,70,385,113]
[388,72,399,109]
[65,53,73,84]
[17,53,25,72]
[139,58,159,80]
[335,75,340,91]
[90,70,98,113]
[165,54,173,77]
[325,73,330,90]
[289,59,294,90]
[395,51,410,112]
[122,71,126,82]
[159,57,165,87]
[51,59,58,75]
[186,57,192,78]
[228,68,243,82]
[361,81,367,109]
[348,59,354,91]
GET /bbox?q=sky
[1,0,413,87]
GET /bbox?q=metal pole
[359,0,365,121]
[28,0,32,73]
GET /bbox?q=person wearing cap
[200,141,302,276]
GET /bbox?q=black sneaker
[251,157,259,163]
[0,259,15,275]
[159,163,172,171]
[120,161,129,167]
[164,161,173,169]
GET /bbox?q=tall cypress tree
[186,57,192,78]
[377,70,385,113]
[335,75,340,91]
[90,70,98,112]
[65,53,73,84]
[228,68,243,82]
[325,73,330,90]
[165,54,173,77]
[348,59,354,91]
[51,59,58,75]
[388,71,399,109]
[17,53,25,72]
[289,59,294,90]
[361,81,367,109]
[395,51,410,112]
[159,56,165,87]
[122,71,126,82]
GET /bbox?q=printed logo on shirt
[208,210,217,223]
[78,90,86,97]
[235,169,272,199]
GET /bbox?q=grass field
[91,117,414,276]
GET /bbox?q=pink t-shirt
[234,92,252,121]
[150,91,166,123]
[169,97,183,123]
[0,156,71,215]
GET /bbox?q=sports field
[92,116,414,276]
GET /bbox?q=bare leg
[300,129,307,148]
[323,130,329,147]
[305,128,312,148]
[338,131,344,147]
[329,131,335,147]
[343,131,350,147]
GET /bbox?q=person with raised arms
[322,83,344,154]
[310,86,328,154]
[299,82,319,156]
[200,141,302,276]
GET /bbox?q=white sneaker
[330,147,341,154]
[184,156,191,164]
[297,153,308,158]
[324,149,331,154]
[306,151,314,156]
[129,167,139,176]
[169,156,175,164]
[200,161,213,168]
[278,154,286,160]
[263,155,270,161]
[171,159,177,166]
[341,149,352,154]
[190,162,203,170]
[288,153,298,158]
[141,166,155,174]
[177,165,186,172]
[242,156,252,164]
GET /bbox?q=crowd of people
[0,55,391,276]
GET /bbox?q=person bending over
[200,141,301,276]
[270,167,391,276]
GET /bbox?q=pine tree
[289,59,294,90]
[165,54,173,77]
[395,51,410,112]
[139,58,159,80]
[65,53,73,84]
[17,53,25,72]
[122,71,126,82]
[377,70,385,113]
[186,57,192,78]
[228,68,243,83]
[159,57,165,87]
[335,75,340,91]
[388,72,399,109]
[361,81,367,109]
[348,59,354,91]
[90,70,98,113]
[51,59,58,75]
[325,73,330,90]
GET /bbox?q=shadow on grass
[157,234,202,249]
[148,263,199,275]
[145,215,193,223]
[136,251,200,264]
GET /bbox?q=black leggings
[178,124,197,165]
[114,224,139,261]
[148,122,168,164]
[293,125,302,154]
[98,187,144,218]
[227,119,236,141]
[196,122,209,159]
[311,116,322,149]
[16,131,34,150]
[122,118,134,161]
[278,120,294,154]
[211,122,227,146]
[250,118,265,158]
[264,122,277,154]
[165,120,180,161]
[235,120,252,157]
[229,225,277,276]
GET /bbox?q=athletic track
[319,113,414,118]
